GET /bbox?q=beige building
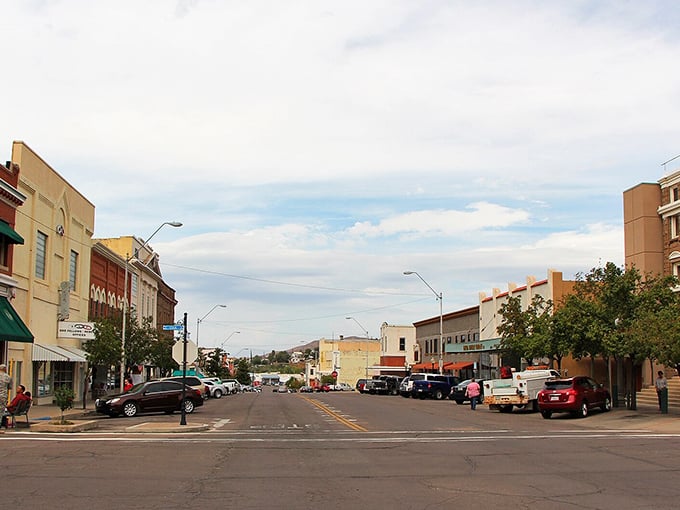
[11,141,94,405]
[380,322,416,371]
[624,167,680,387]
[477,269,592,379]
[95,235,165,328]
[315,335,380,386]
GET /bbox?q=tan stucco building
[11,141,94,405]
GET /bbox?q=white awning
[61,346,89,362]
[32,344,87,362]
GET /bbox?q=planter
[31,420,99,433]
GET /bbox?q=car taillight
[194,389,201,398]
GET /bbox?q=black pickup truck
[364,375,401,396]
[411,375,460,400]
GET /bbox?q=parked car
[333,382,354,391]
[162,376,209,399]
[412,375,460,400]
[95,380,204,418]
[400,373,439,398]
[221,379,241,394]
[355,379,368,393]
[537,376,612,419]
[315,384,331,392]
[449,379,485,404]
[202,379,228,398]
[364,375,401,395]
[299,386,314,393]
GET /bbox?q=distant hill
[286,340,318,354]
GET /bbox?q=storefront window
[53,361,74,390]
[33,361,53,397]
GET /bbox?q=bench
[2,398,31,428]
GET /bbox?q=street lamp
[404,271,443,375]
[120,221,182,391]
[346,316,369,378]
[196,304,227,350]
[220,330,240,349]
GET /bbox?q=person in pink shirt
[465,378,481,410]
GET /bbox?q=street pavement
[3,395,680,434]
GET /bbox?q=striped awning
[32,344,87,362]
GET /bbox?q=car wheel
[183,399,195,414]
[122,401,138,417]
[214,389,223,399]
[601,396,612,412]
[577,401,588,418]
[540,410,552,419]
[390,387,398,396]
[455,400,464,405]
[434,389,443,400]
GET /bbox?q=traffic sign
[331,370,338,379]
[163,324,183,331]
[172,340,198,366]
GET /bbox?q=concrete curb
[125,422,211,433]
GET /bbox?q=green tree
[274,350,291,363]
[234,358,252,385]
[147,335,178,377]
[53,386,75,425]
[84,316,124,369]
[204,348,230,379]
[125,314,158,370]
[498,295,567,368]
[286,377,303,390]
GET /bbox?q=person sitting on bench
[2,384,30,428]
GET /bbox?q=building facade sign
[57,321,95,340]
[446,338,500,353]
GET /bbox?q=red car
[537,376,611,419]
[315,384,331,392]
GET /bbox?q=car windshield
[410,374,425,382]
[544,380,573,390]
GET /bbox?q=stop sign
[172,340,198,366]
[331,370,338,379]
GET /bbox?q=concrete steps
[636,376,680,408]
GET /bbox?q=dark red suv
[537,376,611,419]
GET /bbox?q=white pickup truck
[483,369,560,413]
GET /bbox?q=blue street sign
[163,324,183,331]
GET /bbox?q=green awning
[0,221,23,245]
[0,297,33,343]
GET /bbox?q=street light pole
[220,330,240,350]
[120,221,182,392]
[196,304,227,350]
[404,271,444,375]
[346,316,369,378]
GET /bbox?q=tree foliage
[497,262,680,371]
[204,348,230,379]
[234,358,252,385]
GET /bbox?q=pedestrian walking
[655,370,668,413]
[465,378,481,410]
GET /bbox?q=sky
[3,1,680,354]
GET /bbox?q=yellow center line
[301,396,368,432]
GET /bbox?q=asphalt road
[2,390,679,510]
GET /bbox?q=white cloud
[347,202,530,238]
[0,2,670,349]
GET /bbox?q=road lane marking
[301,396,368,432]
